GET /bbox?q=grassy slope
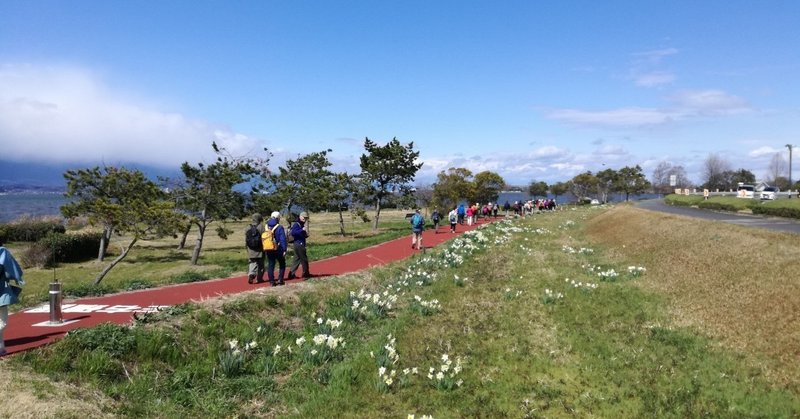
[5,206,798,417]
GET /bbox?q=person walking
[466,205,474,226]
[410,209,425,250]
[431,208,441,234]
[0,240,24,356]
[448,207,458,233]
[245,213,265,284]
[457,204,465,225]
[265,211,288,286]
[287,211,313,280]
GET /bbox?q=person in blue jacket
[457,204,466,225]
[265,211,289,286]
[1,240,24,356]
[287,211,313,279]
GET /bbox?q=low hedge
[664,194,704,207]
[751,205,800,219]
[697,201,741,212]
[21,231,102,268]
[1,218,65,242]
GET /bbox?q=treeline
[45,138,423,285]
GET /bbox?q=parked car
[737,183,755,198]
[760,186,779,200]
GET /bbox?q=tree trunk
[190,222,206,265]
[372,199,382,231]
[177,221,192,250]
[94,237,137,285]
[338,209,346,237]
[97,226,112,262]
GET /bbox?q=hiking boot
[287,272,296,280]
[302,273,314,280]
[270,281,277,287]
[278,280,285,286]
[247,275,255,284]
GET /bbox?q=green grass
[11,208,798,417]
[664,194,704,206]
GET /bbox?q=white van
[736,184,755,199]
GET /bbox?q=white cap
[271,211,280,219]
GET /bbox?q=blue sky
[1,0,799,186]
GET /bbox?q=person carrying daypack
[448,208,458,233]
[245,213,265,284]
[264,211,288,286]
[431,209,441,234]
[410,209,425,250]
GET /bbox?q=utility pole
[787,144,794,198]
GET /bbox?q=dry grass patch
[584,205,800,388]
[0,361,116,418]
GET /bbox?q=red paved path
[3,219,491,356]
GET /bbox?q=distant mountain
[0,160,181,190]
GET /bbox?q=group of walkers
[504,199,558,216]
[245,211,313,287]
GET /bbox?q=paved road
[635,199,800,235]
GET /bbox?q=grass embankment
[3,206,798,417]
[665,193,800,217]
[7,210,414,308]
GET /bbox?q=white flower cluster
[427,353,464,390]
[562,245,594,254]
[565,278,598,290]
[504,288,524,299]
[401,268,437,287]
[627,266,647,277]
[453,274,469,287]
[407,414,434,419]
[412,295,442,315]
[227,338,258,355]
[558,220,577,230]
[529,227,552,235]
[542,288,564,304]
[373,334,407,391]
[311,333,345,350]
[348,288,398,319]
[597,269,619,280]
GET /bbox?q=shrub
[64,282,114,298]
[20,231,102,268]
[3,216,65,242]
[697,201,739,212]
[751,205,800,219]
[664,194,703,207]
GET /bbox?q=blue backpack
[411,213,424,229]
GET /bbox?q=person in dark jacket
[431,209,441,233]
[246,213,265,284]
[287,211,313,279]
[265,211,288,286]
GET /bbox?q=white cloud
[0,64,265,167]
[668,90,750,114]
[545,107,679,128]
[748,146,782,158]
[634,71,676,87]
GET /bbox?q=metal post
[787,144,793,197]
[49,282,63,324]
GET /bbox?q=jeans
[266,251,286,283]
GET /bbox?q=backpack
[262,224,280,251]
[448,212,456,223]
[411,213,424,229]
[245,224,263,251]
